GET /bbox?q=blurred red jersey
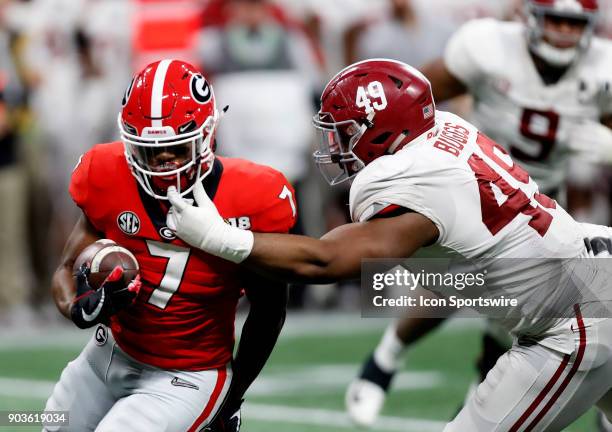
[70,142,296,370]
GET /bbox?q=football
[73,239,139,289]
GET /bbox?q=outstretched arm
[245,211,438,283]
[166,183,439,283]
[167,183,438,283]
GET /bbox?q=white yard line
[0,312,484,350]
[251,364,443,396]
[0,377,56,399]
[244,403,446,432]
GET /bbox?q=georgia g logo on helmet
[190,74,212,104]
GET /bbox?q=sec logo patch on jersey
[117,211,141,235]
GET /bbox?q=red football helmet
[313,59,436,185]
[525,0,599,66]
[119,59,219,199]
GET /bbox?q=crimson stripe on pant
[523,305,587,431]
[187,367,228,432]
[509,304,586,432]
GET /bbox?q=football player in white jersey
[431,0,612,197]
[343,0,612,427]
[165,58,612,431]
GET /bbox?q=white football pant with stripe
[447,223,612,431]
[43,326,231,432]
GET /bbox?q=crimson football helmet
[313,59,436,185]
[119,59,219,199]
[526,0,599,66]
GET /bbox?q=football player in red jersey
[45,59,296,432]
[166,59,612,431]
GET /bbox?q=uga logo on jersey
[95,325,108,346]
[159,226,176,240]
[117,211,141,235]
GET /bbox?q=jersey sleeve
[69,150,93,211]
[349,158,447,240]
[444,19,495,88]
[68,146,106,232]
[248,170,297,234]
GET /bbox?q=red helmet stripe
[150,59,173,127]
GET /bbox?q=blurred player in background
[0,20,29,325]
[344,0,455,69]
[347,0,612,427]
[164,58,612,432]
[45,59,296,432]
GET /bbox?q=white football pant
[43,325,231,432]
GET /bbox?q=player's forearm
[51,265,76,320]
[245,214,436,283]
[231,303,287,400]
[245,233,346,284]
[52,215,102,320]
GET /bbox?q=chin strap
[531,40,578,67]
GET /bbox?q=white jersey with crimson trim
[443,18,612,194]
[350,111,583,259]
[349,111,594,349]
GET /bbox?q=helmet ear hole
[371,132,392,144]
[388,75,403,89]
[123,122,138,135]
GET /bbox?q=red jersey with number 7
[70,141,296,370]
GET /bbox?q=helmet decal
[190,74,212,104]
[150,59,173,125]
[121,76,135,107]
[355,81,388,114]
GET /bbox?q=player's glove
[204,399,243,432]
[567,120,612,164]
[166,182,253,263]
[70,264,142,329]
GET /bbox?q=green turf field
[0,313,597,431]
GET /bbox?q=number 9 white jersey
[444,18,612,194]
